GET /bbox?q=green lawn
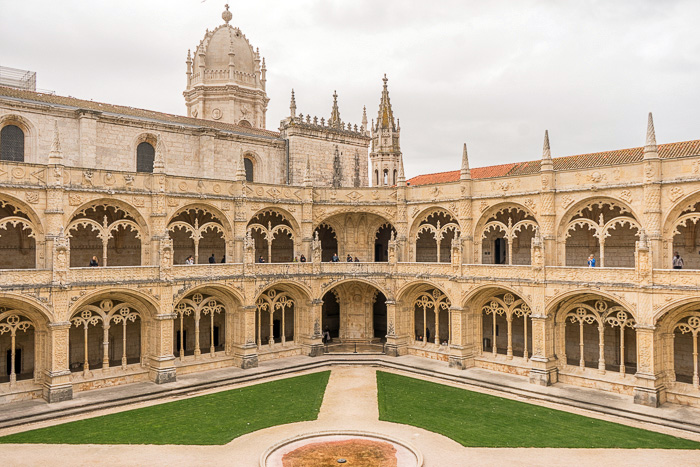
[376,371,700,449]
[0,371,330,445]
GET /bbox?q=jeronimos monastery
[2,5,700,411]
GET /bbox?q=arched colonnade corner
[3,275,700,411]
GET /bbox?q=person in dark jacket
[89,255,99,267]
[209,253,215,263]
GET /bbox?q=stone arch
[374,222,396,262]
[0,114,36,163]
[67,198,149,267]
[558,197,641,268]
[70,287,160,321]
[167,203,231,264]
[315,212,393,262]
[549,292,637,375]
[409,207,460,263]
[243,151,261,183]
[654,300,700,389]
[0,194,45,269]
[248,208,299,263]
[319,277,392,302]
[661,189,700,269]
[313,223,337,262]
[397,282,451,348]
[132,133,159,172]
[463,285,533,360]
[321,280,388,344]
[172,285,240,361]
[254,282,310,349]
[475,203,538,266]
[0,297,50,387]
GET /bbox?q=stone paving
[1,363,700,466]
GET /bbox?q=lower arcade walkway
[1,358,700,466]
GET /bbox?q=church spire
[460,143,470,180]
[643,112,659,160]
[329,91,341,128]
[376,74,396,131]
[361,105,368,134]
[397,155,406,186]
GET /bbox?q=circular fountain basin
[261,430,423,467]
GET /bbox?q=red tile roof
[0,86,281,139]
[407,140,700,186]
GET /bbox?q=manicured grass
[0,371,330,445]
[376,371,700,449]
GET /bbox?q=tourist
[300,254,306,262]
[293,256,298,262]
[346,254,353,262]
[323,326,331,344]
[673,252,684,269]
[354,256,360,262]
[221,255,226,263]
[185,255,194,265]
[89,256,99,267]
[331,253,339,262]
[587,254,596,267]
[426,328,431,342]
[209,253,215,263]
[258,255,265,263]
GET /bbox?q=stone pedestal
[633,325,665,407]
[529,315,558,386]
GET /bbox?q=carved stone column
[149,312,177,384]
[43,321,73,403]
[529,306,558,386]
[385,300,408,357]
[634,324,666,407]
[448,305,476,369]
[305,299,324,357]
[232,304,258,369]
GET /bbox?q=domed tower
[370,75,402,186]
[184,5,269,128]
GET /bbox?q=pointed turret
[541,130,553,171]
[460,143,470,180]
[376,74,396,131]
[289,89,297,118]
[235,149,246,181]
[329,91,341,128]
[48,120,63,164]
[361,106,368,135]
[370,74,402,186]
[397,155,406,186]
[643,112,659,160]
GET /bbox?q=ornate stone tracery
[481,292,532,359]
[0,310,35,385]
[255,289,295,348]
[413,289,450,346]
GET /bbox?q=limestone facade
[1,8,700,410]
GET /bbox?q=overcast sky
[1,0,699,178]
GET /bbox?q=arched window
[244,157,254,182]
[0,125,25,162]
[136,142,155,173]
[383,169,389,186]
[393,169,397,185]
[374,170,379,186]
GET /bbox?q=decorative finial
[383,74,388,86]
[542,130,551,160]
[644,112,658,158]
[290,89,297,118]
[222,4,232,24]
[460,143,470,180]
[235,148,246,181]
[304,155,312,186]
[329,90,341,127]
[398,155,406,186]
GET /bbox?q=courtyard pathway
[0,367,699,466]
